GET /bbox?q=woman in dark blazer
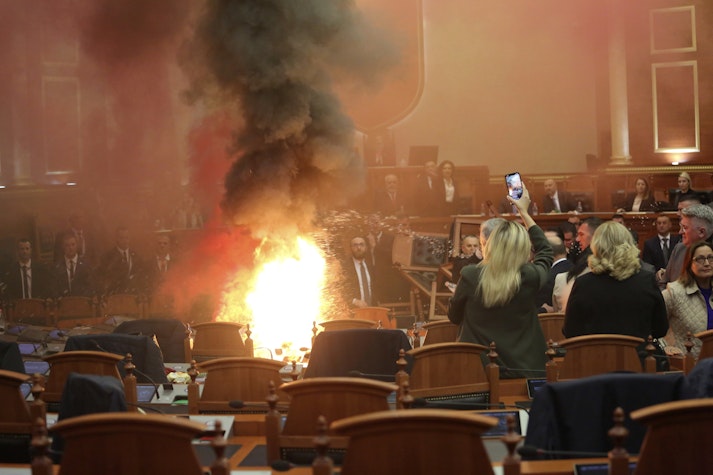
[617,177,657,212]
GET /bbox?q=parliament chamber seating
[43,350,123,408]
[421,319,458,345]
[332,409,498,474]
[318,318,377,331]
[266,377,397,465]
[190,321,248,362]
[54,296,101,329]
[101,293,144,320]
[631,398,713,474]
[352,306,396,329]
[538,312,565,344]
[695,329,713,361]
[555,334,645,380]
[6,298,52,326]
[144,292,176,318]
[50,413,207,475]
[407,342,499,406]
[0,369,45,463]
[188,356,286,414]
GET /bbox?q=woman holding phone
[448,181,553,378]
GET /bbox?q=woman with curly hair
[563,221,668,341]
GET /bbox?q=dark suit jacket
[98,248,145,295]
[3,261,52,300]
[342,258,378,306]
[53,228,99,267]
[372,190,409,217]
[542,191,578,213]
[642,234,682,270]
[564,269,668,341]
[620,193,657,212]
[52,258,95,297]
[144,254,177,294]
[537,258,574,310]
[413,175,443,216]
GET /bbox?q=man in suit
[145,233,175,294]
[542,179,577,213]
[53,211,99,267]
[537,233,573,313]
[98,226,144,295]
[642,214,681,272]
[343,236,376,308]
[413,160,443,216]
[3,238,52,300]
[53,233,95,297]
[662,203,713,285]
[373,174,409,217]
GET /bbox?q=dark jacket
[3,261,53,300]
[542,191,578,213]
[642,234,682,270]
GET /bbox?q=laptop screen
[526,378,548,399]
[478,410,521,438]
[136,385,158,403]
[24,360,50,375]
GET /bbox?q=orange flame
[216,235,329,360]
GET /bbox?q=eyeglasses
[693,255,713,265]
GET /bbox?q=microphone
[124,402,166,415]
[517,445,636,459]
[228,400,290,411]
[91,339,160,401]
[270,460,297,471]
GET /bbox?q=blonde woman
[448,183,553,378]
[564,221,668,342]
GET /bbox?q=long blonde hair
[589,221,641,280]
[478,220,531,307]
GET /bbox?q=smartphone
[505,172,523,200]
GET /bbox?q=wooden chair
[53,296,100,329]
[189,357,286,414]
[190,321,248,362]
[332,409,498,474]
[631,399,713,474]
[421,320,459,345]
[50,413,206,475]
[407,342,499,405]
[101,293,144,320]
[352,306,395,329]
[5,298,53,326]
[43,350,123,407]
[556,334,644,380]
[538,312,565,344]
[145,292,176,318]
[0,370,45,463]
[318,319,377,331]
[695,329,713,361]
[265,377,397,465]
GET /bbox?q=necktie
[68,261,75,293]
[21,265,30,299]
[360,261,371,305]
[662,237,670,264]
[76,231,85,257]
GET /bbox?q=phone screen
[505,172,523,200]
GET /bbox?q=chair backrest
[101,293,144,319]
[113,318,189,363]
[557,334,644,380]
[0,341,25,374]
[7,298,52,326]
[191,321,247,362]
[266,377,397,465]
[407,342,498,404]
[50,413,206,475]
[352,306,395,329]
[0,369,33,434]
[145,292,176,318]
[192,357,285,413]
[54,296,99,328]
[43,351,123,404]
[421,320,459,345]
[538,312,565,344]
[695,329,713,361]
[64,334,169,384]
[318,319,377,331]
[632,399,713,474]
[332,409,497,475]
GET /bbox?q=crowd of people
[0,212,178,306]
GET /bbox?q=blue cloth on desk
[524,372,685,459]
[64,333,168,384]
[304,329,412,380]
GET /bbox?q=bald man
[542,179,577,213]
